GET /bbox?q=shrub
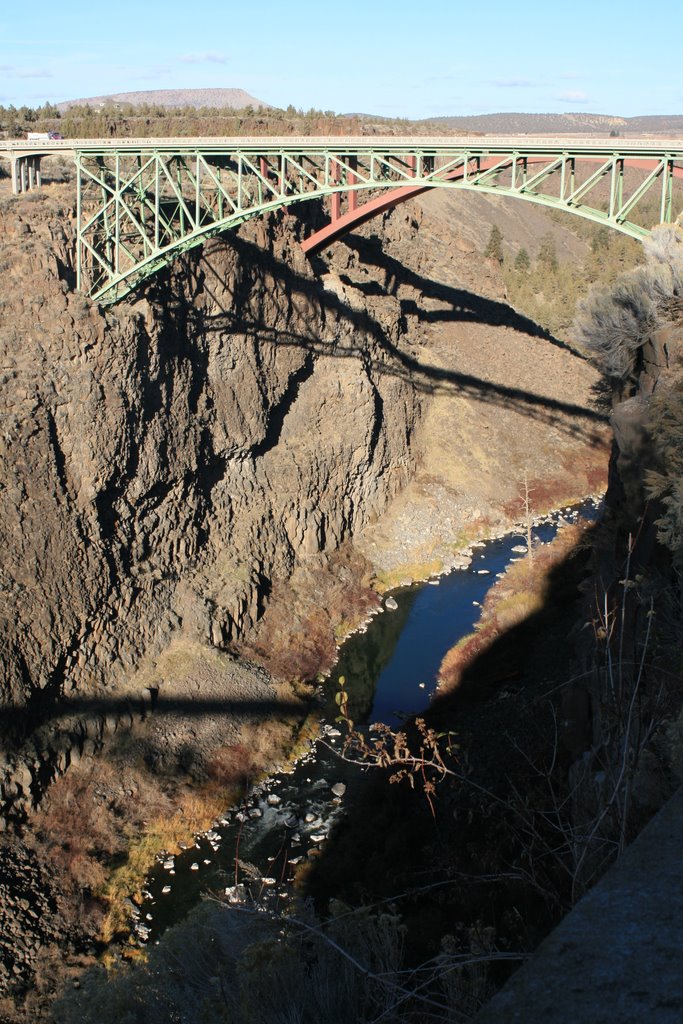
[573,225,683,388]
[537,232,558,272]
[514,247,530,272]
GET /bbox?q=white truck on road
[26,131,63,141]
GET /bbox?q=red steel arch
[301,156,683,256]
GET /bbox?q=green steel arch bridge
[2,135,683,304]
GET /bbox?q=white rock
[267,794,282,807]
[161,885,171,894]
[224,884,248,903]
[190,862,199,871]
[384,596,399,611]
[331,783,346,797]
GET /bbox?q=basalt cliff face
[0,197,427,845]
[0,197,416,747]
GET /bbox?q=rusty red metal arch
[301,156,683,256]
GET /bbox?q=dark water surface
[133,499,601,944]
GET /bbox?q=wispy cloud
[0,64,52,78]
[179,52,229,65]
[557,89,589,103]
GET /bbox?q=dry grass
[373,557,444,593]
[120,637,230,698]
[246,545,379,682]
[371,528,481,594]
[29,686,310,954]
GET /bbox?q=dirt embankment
[0,181,609,1018]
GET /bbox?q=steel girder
[74,142,683,304]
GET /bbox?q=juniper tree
[485,224,504,264]
[514,247,531,272]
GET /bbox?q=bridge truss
[72,139,683,303]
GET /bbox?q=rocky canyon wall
[0,183,609,823]
[0,193,420,811]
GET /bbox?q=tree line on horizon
[0,101,436,140]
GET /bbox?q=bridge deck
[2,134,683,157]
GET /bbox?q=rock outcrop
[0,194,419,818]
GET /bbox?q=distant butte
[57,87,271,112]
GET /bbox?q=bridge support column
[348,154,357,213]
[10,155,44,194]
[331,158,340,222]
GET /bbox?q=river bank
[129,500,603,947]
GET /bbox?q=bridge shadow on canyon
[0,693,305,747]
[174,229,608,447]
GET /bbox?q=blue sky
[1,0,681,117]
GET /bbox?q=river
[131,498,601,945]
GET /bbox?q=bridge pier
[10,155,43,195]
